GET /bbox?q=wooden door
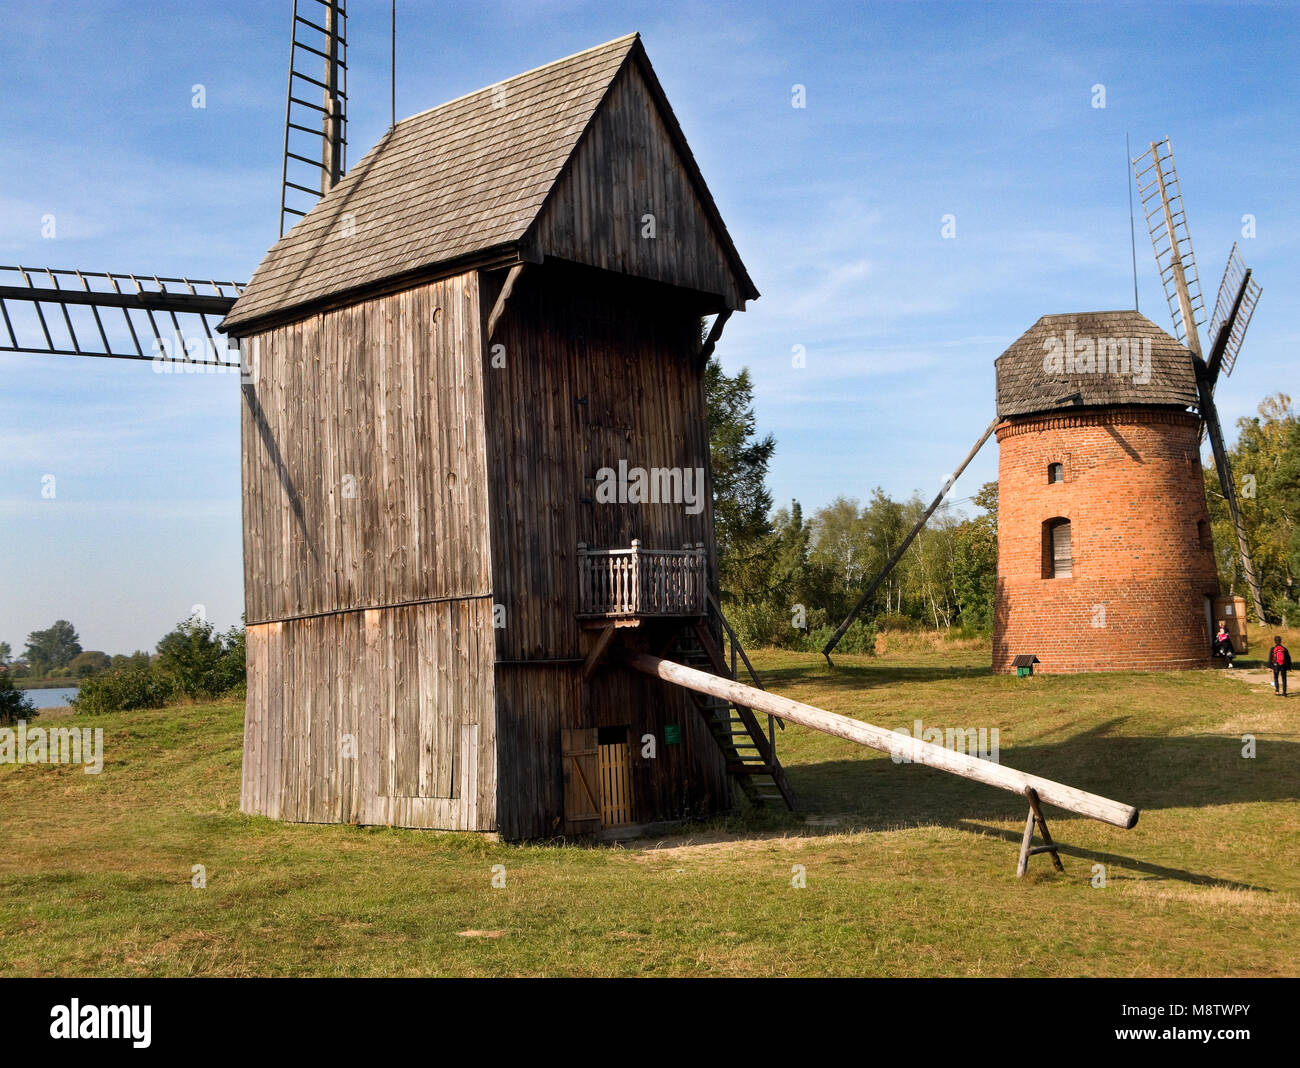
[598,742,633,827]
[561,727,601,835]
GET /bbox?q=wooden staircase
[670,606,795,811]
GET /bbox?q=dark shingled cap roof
[222,33,756,332]
[995,311,1200,419]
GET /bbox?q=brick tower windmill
[992,138,1265,674]
[991,311,1222,673]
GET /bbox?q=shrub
[802,620,877,655]
[0,671,37,725]
[66,618,246,715]
[70,668,174,716]
[69,650,112,678]
[875,612,919,632]
[727,600,806,649]
[156,619,246,699]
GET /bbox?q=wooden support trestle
[1017,787,1065,877]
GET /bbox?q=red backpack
[1274,645,1288,667]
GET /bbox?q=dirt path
[1223,665,1289,697]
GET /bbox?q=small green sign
[664,724,682,745]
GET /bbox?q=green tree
[24,620,81,675]
[909,505,960,629]
[705,357,776,601]
[155,618,246,699]
[806,490,918,624]
[728,500,818,646]
[0,641,11,667]
[110,651,153,672]
[951,481,999,632]
[68,650,112,678]
[1204,394,1299,623]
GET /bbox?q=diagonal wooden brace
[1017,786,1065,877]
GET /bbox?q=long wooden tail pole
[621,651,1139,829]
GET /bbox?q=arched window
[1048,462,1064,484]
[1197,518,1212,550]
[1043,517,1073,579]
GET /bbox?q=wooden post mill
[2,14,1144,868]
[220,34,789,839]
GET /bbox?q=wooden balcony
[577,541,708,622]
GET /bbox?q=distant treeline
[0,620,137,684]
[0,617,246,722]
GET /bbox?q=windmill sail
[1133,138,1206,356]
[1206,243,1262,382]
[279,0,349,236]
[0,265,243,367]
[1133,138,1267,622]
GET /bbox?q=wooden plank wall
[241,601,495,829]
[483,263,728,839]
[483,263,717,660]
[531,60,744,311]
[241,273,489,623]
[240,272,496,830]
[494,661,728,839]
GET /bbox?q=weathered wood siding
[531,61,746,311]
[239,273,496,830]
[483,264,717,660]
[241,602,495,828]
[483,263,728,839]
[241,274,490,623]
[494,661,729,840]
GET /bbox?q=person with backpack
[1269,636,1291,697]
[1212,622,1236,668]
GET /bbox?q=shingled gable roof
[995,310,1201,419]
[222,33,756,332]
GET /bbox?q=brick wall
[992,405,1221,673]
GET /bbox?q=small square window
[1048,463,1064,484]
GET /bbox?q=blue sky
[1,0,1296,654]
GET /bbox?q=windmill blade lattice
[1133,138,1206,355]
[1207,242,1262,380]
[0,265,244,367]
[279,0,349,237]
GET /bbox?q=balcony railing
[577,541,708,619]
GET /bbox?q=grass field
[2,632,1297,977]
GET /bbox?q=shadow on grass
[759,661,993,691]
[701,729,1297,890]
[788,731,1297,820]
[952,822,1269,892]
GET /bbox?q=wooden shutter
[561,728,602,835]
[1052,520,1073,578]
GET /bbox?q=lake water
[20,686,79,710]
